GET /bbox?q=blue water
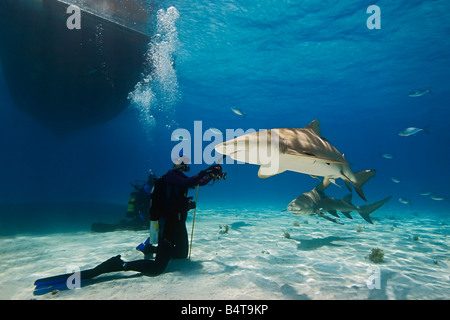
[0,0,449,234]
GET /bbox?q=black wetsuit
[124,169,212,275]
[34,168,221,289]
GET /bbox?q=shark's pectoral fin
[328,210,339,217]
[323,177,331,189]
[257,165,286,179]
[316,210,344,225]
[323,177,343,189]
[341,211,353,219]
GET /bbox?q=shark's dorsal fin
[305,120,321,136]
[315,182,325,193]
[343,194,353,204]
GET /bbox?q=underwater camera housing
[211,164,227,181]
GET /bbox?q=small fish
[209,127,223,135]
[419,191,432,196]
[398,198,411,205]
[382,154,393,159]
[430,194,447,201]
[231,106,247,119]
[398,126,430,137]
[408,89,432,97]
[391,178,401,183]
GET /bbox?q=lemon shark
[214,120,376,200]
[287,183,391,224]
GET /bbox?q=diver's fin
[34,271,81,288]
[33,278,81,296]
[33,268,96,295]
[34,255,125,294]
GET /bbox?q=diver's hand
[208,164,222,174]
[198,169,208,178]
[200,165,222,177]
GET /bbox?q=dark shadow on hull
[0,0,151,133]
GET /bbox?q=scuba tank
[135,219,160,259]
[149,220,159,245]
[148,182,160,245]
[126,192,137,218]
[136,181,161,258]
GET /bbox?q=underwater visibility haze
[0,0,449,300]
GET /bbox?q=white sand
[0,207,449,300]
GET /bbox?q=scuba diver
[90,172,157,232]
[125,156,225,274]
[34,157,226,291]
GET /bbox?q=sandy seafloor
[0,206,448,300]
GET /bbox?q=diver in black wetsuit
[122,158,223,275]
[35,158,225,287]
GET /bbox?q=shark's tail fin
[358,196,392,224]
[351,169,376,201]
